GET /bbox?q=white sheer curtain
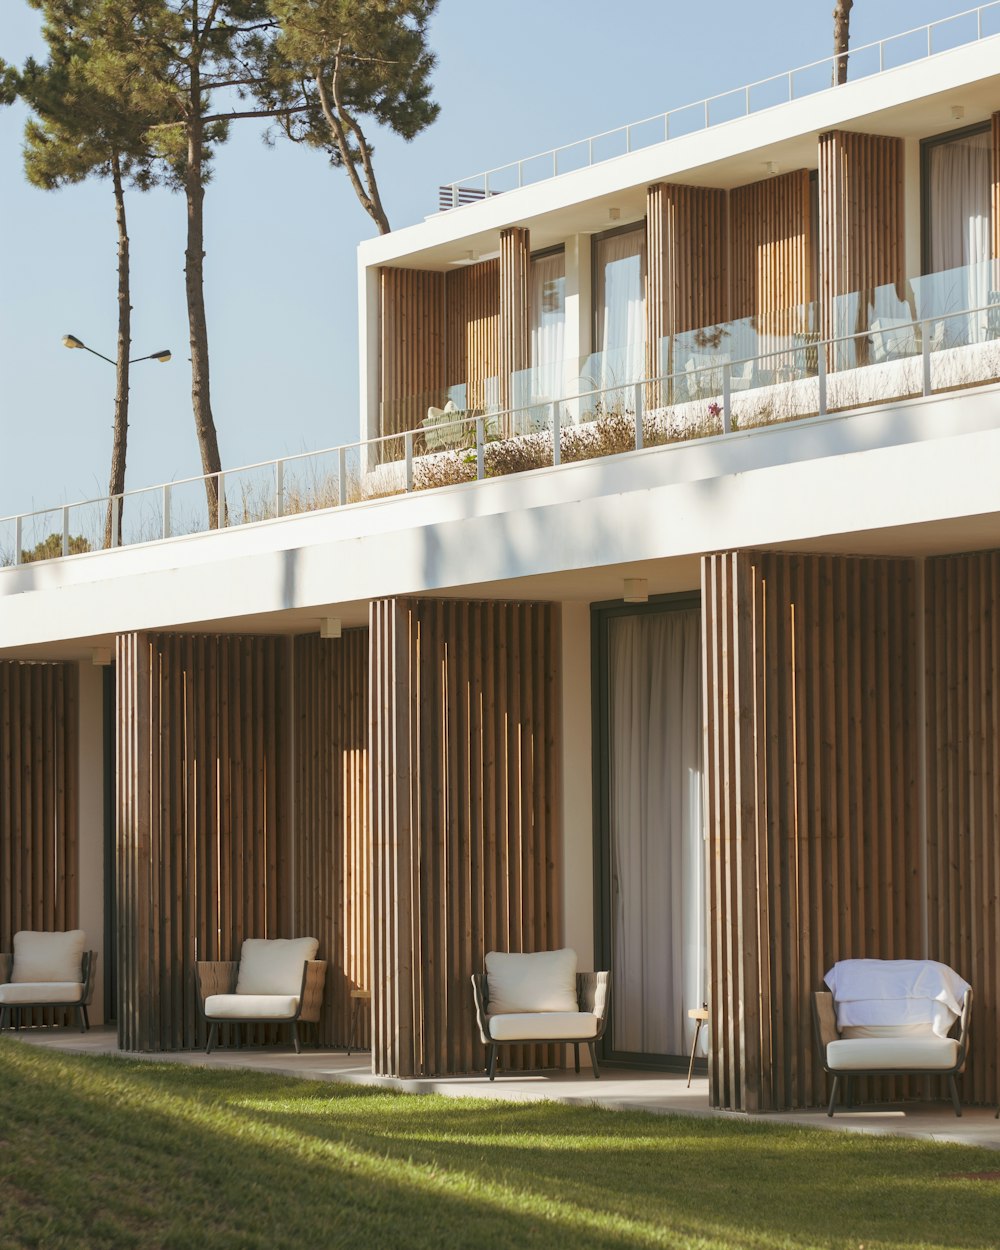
[594,228,646,387]
[608,608,704,1057]
[927,129,992,338]
[529,251,566,403]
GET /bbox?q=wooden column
[925,552,1000,1108]
[379,267,445,437]
[702,552,921,1111]
[646,182,728,379]
[369,598,561,1078]
[293,631,370,1049]
[818,130,904,347]
[116,633,292,1052]
[992,113,1000,261]
[445,260,501,413]
[499,227,531,412]
[0,662,79,954]
[730,170,814,337]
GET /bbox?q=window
[922,126,991,275]
[528,248,565,403]
[592,224,646,388]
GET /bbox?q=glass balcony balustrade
[4,262,1000,567]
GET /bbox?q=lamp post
[62,333,171,548]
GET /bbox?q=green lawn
[1,1039,999,1249]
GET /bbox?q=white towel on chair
[824,959,970,1038]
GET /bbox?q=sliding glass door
[594,597,705,1065]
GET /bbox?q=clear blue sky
[0,0,976,518]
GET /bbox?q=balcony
[3,263,999,571]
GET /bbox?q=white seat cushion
[485,949,578,1015]
[12,930,86,984]
[235,938,318,996]
[204,993,300,1021]
[0,981,83,1005]
[487,1011,598,1042]
[827,1036,959,1071]
[841,1022,935,1039]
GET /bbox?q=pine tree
[262,0,440,235]
[13,1,167,547]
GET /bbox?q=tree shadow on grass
[3,1043,1000,1250]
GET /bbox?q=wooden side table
[348,989,371,1056]
[687,1006,709,1087]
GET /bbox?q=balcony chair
[683,353,754,401]
[471,948,610,1079]
[197,937,327,1054]
[0,930,97,1033]
[813,958,972,1116]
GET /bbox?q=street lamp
[62,333,171,365]
[61,332,173,550]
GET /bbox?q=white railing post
[922,319,932,396]
[588,137,593,166]
[664,113,670,142]
[625,125,632,153]
[722,364,732,434]
[817,347,828,416]
[217,472,226,530]
[275,459,284,518]
[978,5,983,39]
[339,446,348,506]
[404,431,414,492]
[633,382,644,450]
[927,25,932,56]
[62,506,70,557]
[745,85,750,116]
[518,160,524,188]
[551,401,560,466]
[14,516,22,566]
[879,39,884,71]
[162,484,171,539]
[476,417,485,480]
[110,496,120,548]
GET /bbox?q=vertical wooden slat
[730,170,813,338]
[379,267,446,437]
[703,552,920,1111]
[498,227,531,413]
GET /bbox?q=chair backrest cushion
[485,948,578,1014]
[12,930,86,984]
[236,937,319,995]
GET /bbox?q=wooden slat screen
[445,259,500,412]
[499,227,531,412]
[369,598,561,1078]
[818,130,904,347]
[730,170,814,338]
[116,633,292,1052]
[294,631,370,1049]
[702,552,921,1111]
[379,267,445,437]
[992,113,1000,261]
[646,182,729,379]
[925,552,1000,1107]
[0,662,79,1013]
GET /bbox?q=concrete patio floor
[8,1025,1000,1150]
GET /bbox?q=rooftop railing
[3,292,999,571]
[438,1,1000,210]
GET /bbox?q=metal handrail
[2,301,997,567]
[438,2,1000,208]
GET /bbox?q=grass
[2,1041,1000,1250]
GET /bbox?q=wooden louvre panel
[115,633,292,1052]
[379,267,445,438]
[293,631,370,1049]
[0,661,79,1026]
[499,227,531,413]
[817,130,904,347]
[645,182,728,380]
[445,259,501,413]
[992,113,1000,261]
[730,170,814,339]
[925,552,1000,1108]
[369,598,561,1079]
[702,552,921,1111]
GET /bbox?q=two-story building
[2,7,1000,1113]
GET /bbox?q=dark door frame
[590,590,703,1072]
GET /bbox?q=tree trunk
[105,154,130,549]
[184,60,224,527]
[833,0,854,86]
